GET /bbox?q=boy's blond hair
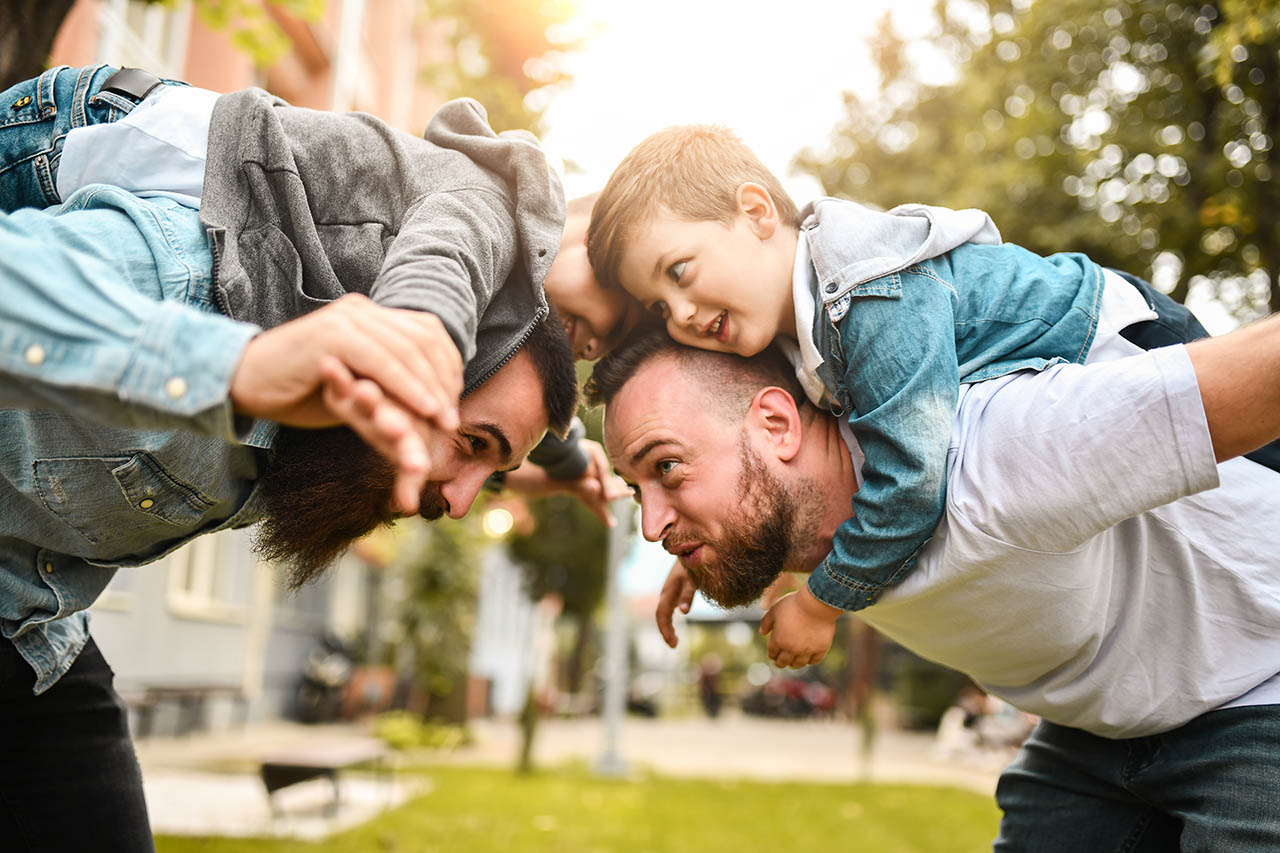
[586,125,801,293]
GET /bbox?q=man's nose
[440,467,491,519]
[638,492,675,542]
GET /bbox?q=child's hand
[759,584,842,668]
[655,560,697,649]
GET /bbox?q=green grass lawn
[156,763,1000,853]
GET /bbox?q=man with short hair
[589,317,1280,849]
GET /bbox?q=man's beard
[253,426,447,589]
[678,439,819,609]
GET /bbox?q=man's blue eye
[658,460,677,475]
[667,261,686,283]
[649,301,670,318]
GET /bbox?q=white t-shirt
[857,342,1280,738]
[57,83,218,209]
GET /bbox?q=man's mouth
[563,316,579,348]
[666,540,706,568]
[701,310,728,342]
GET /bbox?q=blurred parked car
[741,671,836,718]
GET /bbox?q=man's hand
[317,359,432,514]
[503,438,631,526]
[759,584,842,668]
[229,294,465,515]
[656,560,698,648]
[230,293,463,431]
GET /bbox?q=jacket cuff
[117,300,261,440]
[526,417,588,480]
[806,560,880,613]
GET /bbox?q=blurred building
[48,0,456,734]
[51,0,446,128]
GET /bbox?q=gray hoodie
[200,90,566,393]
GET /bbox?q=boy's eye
[649,300,670,319]
[467,434,487,454]
[666,261,686,283]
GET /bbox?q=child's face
[615,205,794,358]
[545,212,639,360]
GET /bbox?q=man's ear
[736,182,779,240]
[749,386,802,462]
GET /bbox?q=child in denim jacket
[586,123,1278,668]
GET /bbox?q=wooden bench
[259,739,391,816]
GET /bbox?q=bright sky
[540,0,943,205]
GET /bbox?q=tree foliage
[189,0,324,66]
[396,515,486,697]
[796,0,1279,317]
[420,0,582,134]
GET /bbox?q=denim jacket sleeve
[807,266,959,612]
[0,213,260,439]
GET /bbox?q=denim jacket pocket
[34,452,215,546]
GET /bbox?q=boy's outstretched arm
[806,268,962,614]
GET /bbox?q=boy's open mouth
[703,310,727,340]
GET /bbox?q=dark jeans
[1115,269,1280,473]
[0,637,154,852]
[995,706,1280,851]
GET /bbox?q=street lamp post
[595,498,634,776]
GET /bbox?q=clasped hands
[228,293,462,515]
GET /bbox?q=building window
[96,0,193,77]
[166,529,248,623]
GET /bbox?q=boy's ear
[749,386,802,462]
[736,182,779,240]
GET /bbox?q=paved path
[445,712,1009,794]
[137,712,1011,837]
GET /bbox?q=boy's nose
[671,297,697,326]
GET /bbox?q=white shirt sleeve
[946,344,1220,553]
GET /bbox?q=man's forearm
[1187,312,1280,462]
[0,219,257,438]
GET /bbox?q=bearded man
[588,316,1280,851]
[0,63,598,851]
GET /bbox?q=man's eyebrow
[630,438,674,468]
[473,422,513,467]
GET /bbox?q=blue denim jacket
[0,182,268,693]
[800,198,1103,612]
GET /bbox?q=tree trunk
[0,0,77,92]
[564,611,593,696]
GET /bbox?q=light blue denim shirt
[0,185,268,693]
[798,198,1104,612]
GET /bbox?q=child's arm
[808,266,962,613]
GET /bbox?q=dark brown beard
[686,440,819,609]
[253,426,397,589]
